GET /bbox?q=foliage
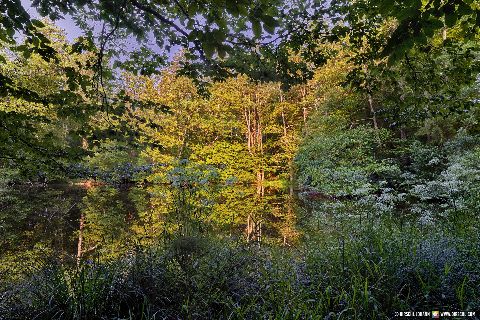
[1,223,479,319]
[0,21,97,179]
[1,1,480,318]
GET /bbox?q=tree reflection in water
[0,182,300,283]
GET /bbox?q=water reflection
[0,183,300,279]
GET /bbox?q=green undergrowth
[1,218,479,320]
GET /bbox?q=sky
[21,0,83,41]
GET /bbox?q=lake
[0,183,305,279]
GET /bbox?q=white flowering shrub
[298,130,480,226]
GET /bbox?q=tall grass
[1,220,479,320]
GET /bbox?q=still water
[0,183,302,276]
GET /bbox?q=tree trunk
[301,86,308,132]
[244,107,252,153]
[246,214,253,242]
[280,86,287,137]
[76,213,85,266]
[303,107,308,131]
[245,93,266,242]
[368,93,381,143]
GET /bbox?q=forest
[1,0,480,319]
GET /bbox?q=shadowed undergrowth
[1,221,479,320]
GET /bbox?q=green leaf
[212,29,226,43]
[30,19,45,28]
[457,3,473,17]
[445,12,458,27]
[203,43,215,58]
[237,4,248,16]
[264,23,275,35]
[422,17,443,37]
[262,15,279,28]
[262,15,278,34]
[217,18,227,30]
[252,20,262,38]
[217,46,226,59]
[226,2,240,17]
[187,3,199,16]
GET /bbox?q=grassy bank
[1,217,479,320]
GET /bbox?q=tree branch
[129,0,209,64]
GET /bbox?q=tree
[0,21,98,178]
[23,0,286,81]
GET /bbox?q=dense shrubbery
[296,121,480,224]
